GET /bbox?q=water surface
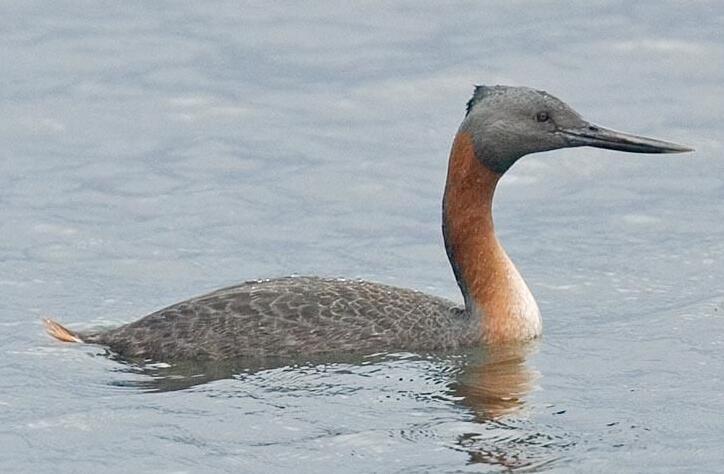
[1,2,723,472]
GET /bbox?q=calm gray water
[2,2,723,472]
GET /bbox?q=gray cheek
[472,132,524,174]
[460,115,530,174]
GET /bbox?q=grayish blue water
[2,2,723,472]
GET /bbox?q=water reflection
[452,342,540,421]
[105,341,565,468]
[447,342,570,470]
[110,341,539,422]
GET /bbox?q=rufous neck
[442,132,541,344]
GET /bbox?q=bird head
[462,85,692,174]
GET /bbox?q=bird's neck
[442,132,541,344]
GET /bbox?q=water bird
[44,85,692,361]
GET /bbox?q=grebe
[44,85,692,361]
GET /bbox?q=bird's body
[44,85,691,362]
[80,276,477,360]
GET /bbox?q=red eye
[536,111,549,122]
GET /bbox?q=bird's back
[83,276,477,361]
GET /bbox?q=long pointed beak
[560,124,693,153]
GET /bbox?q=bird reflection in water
[109,341,538,417]
[451,342,539,421]
[449,342,571,470]
[107,342,563,469]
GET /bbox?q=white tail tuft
[43,319,83,343]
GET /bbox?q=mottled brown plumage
[81,277,478,360]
